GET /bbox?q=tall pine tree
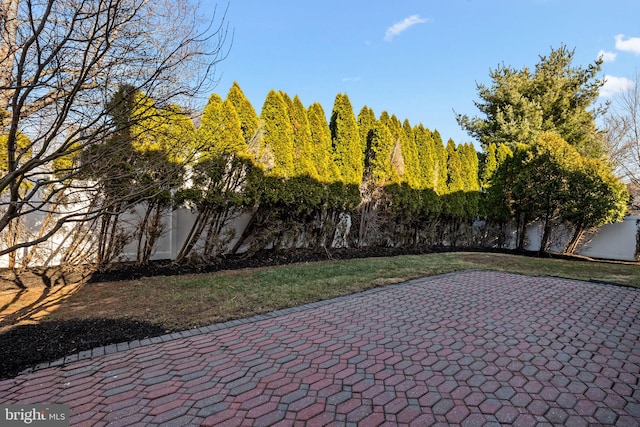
[457,45,605,158]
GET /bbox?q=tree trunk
[136,201,155,265]
[565,226,586,255]
[231,206,259,254]
[539,221,551,255]
[174,208,208,263]
[0,0,18,115]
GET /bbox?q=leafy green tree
[330,93,363,185]
[174,90,250,263]
[227,82,259,144]
[564,157,629,253]
[457,45,605,158]
[489,131,626,254]
[260,90,295,177]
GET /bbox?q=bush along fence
[2,180,638,270]
[1,83,633,270]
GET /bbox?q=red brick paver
[1,271,639,426]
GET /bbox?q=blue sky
[203,0,640,150]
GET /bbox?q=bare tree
[603,71,640,185]
[0,0,230,260]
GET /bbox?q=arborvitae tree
[431,129,449,196]
[459,143,480,193]
[413,124,436,190]
[260,90,295,177]
[459,142,480,217]
[279,91,294,113]
[378,113,407,182]
[198,94,245,156]
[330,93,363,185]
[307,102,338,182]
[402,118,421,189]
[367,119,398,185]
[445,139,466,218]
[358,106,377,157]
[289,95,318,179]
[227,82,259,144]
[457,45,605,158]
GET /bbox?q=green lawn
[47,252,640,331]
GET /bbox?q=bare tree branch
[0,0,230,258]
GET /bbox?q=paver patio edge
[14,268,635,378]
[16,270,466,377]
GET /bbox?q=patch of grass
[45,252,639,332]
[460,252,640,287]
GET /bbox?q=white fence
[1,207,639,269]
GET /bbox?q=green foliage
[289,96,318,179]
[401,119,421,189]
[490,132,628,252]
[227,82,259,144]
[199,94,245,157]
[481,144,514,223]
[358,106,377,157]
[431,130,449,196]
[566,157,629,229]
[412,124,436,190]
[260,90,295,177]
[444,139,466,218]
[1,131,33,197]
[364,117,397,185]
[458,143,480,217]
[330,93,363,185]
[0,131,31,174]
[481,143,498,190]
[458,45,605,158]
[83,86,190,199]
[307,102,339,182]
[177,155,250,211]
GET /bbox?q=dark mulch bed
[0,246,543,379]
[0,319,166,379]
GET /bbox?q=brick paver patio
[1,270,639,426]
